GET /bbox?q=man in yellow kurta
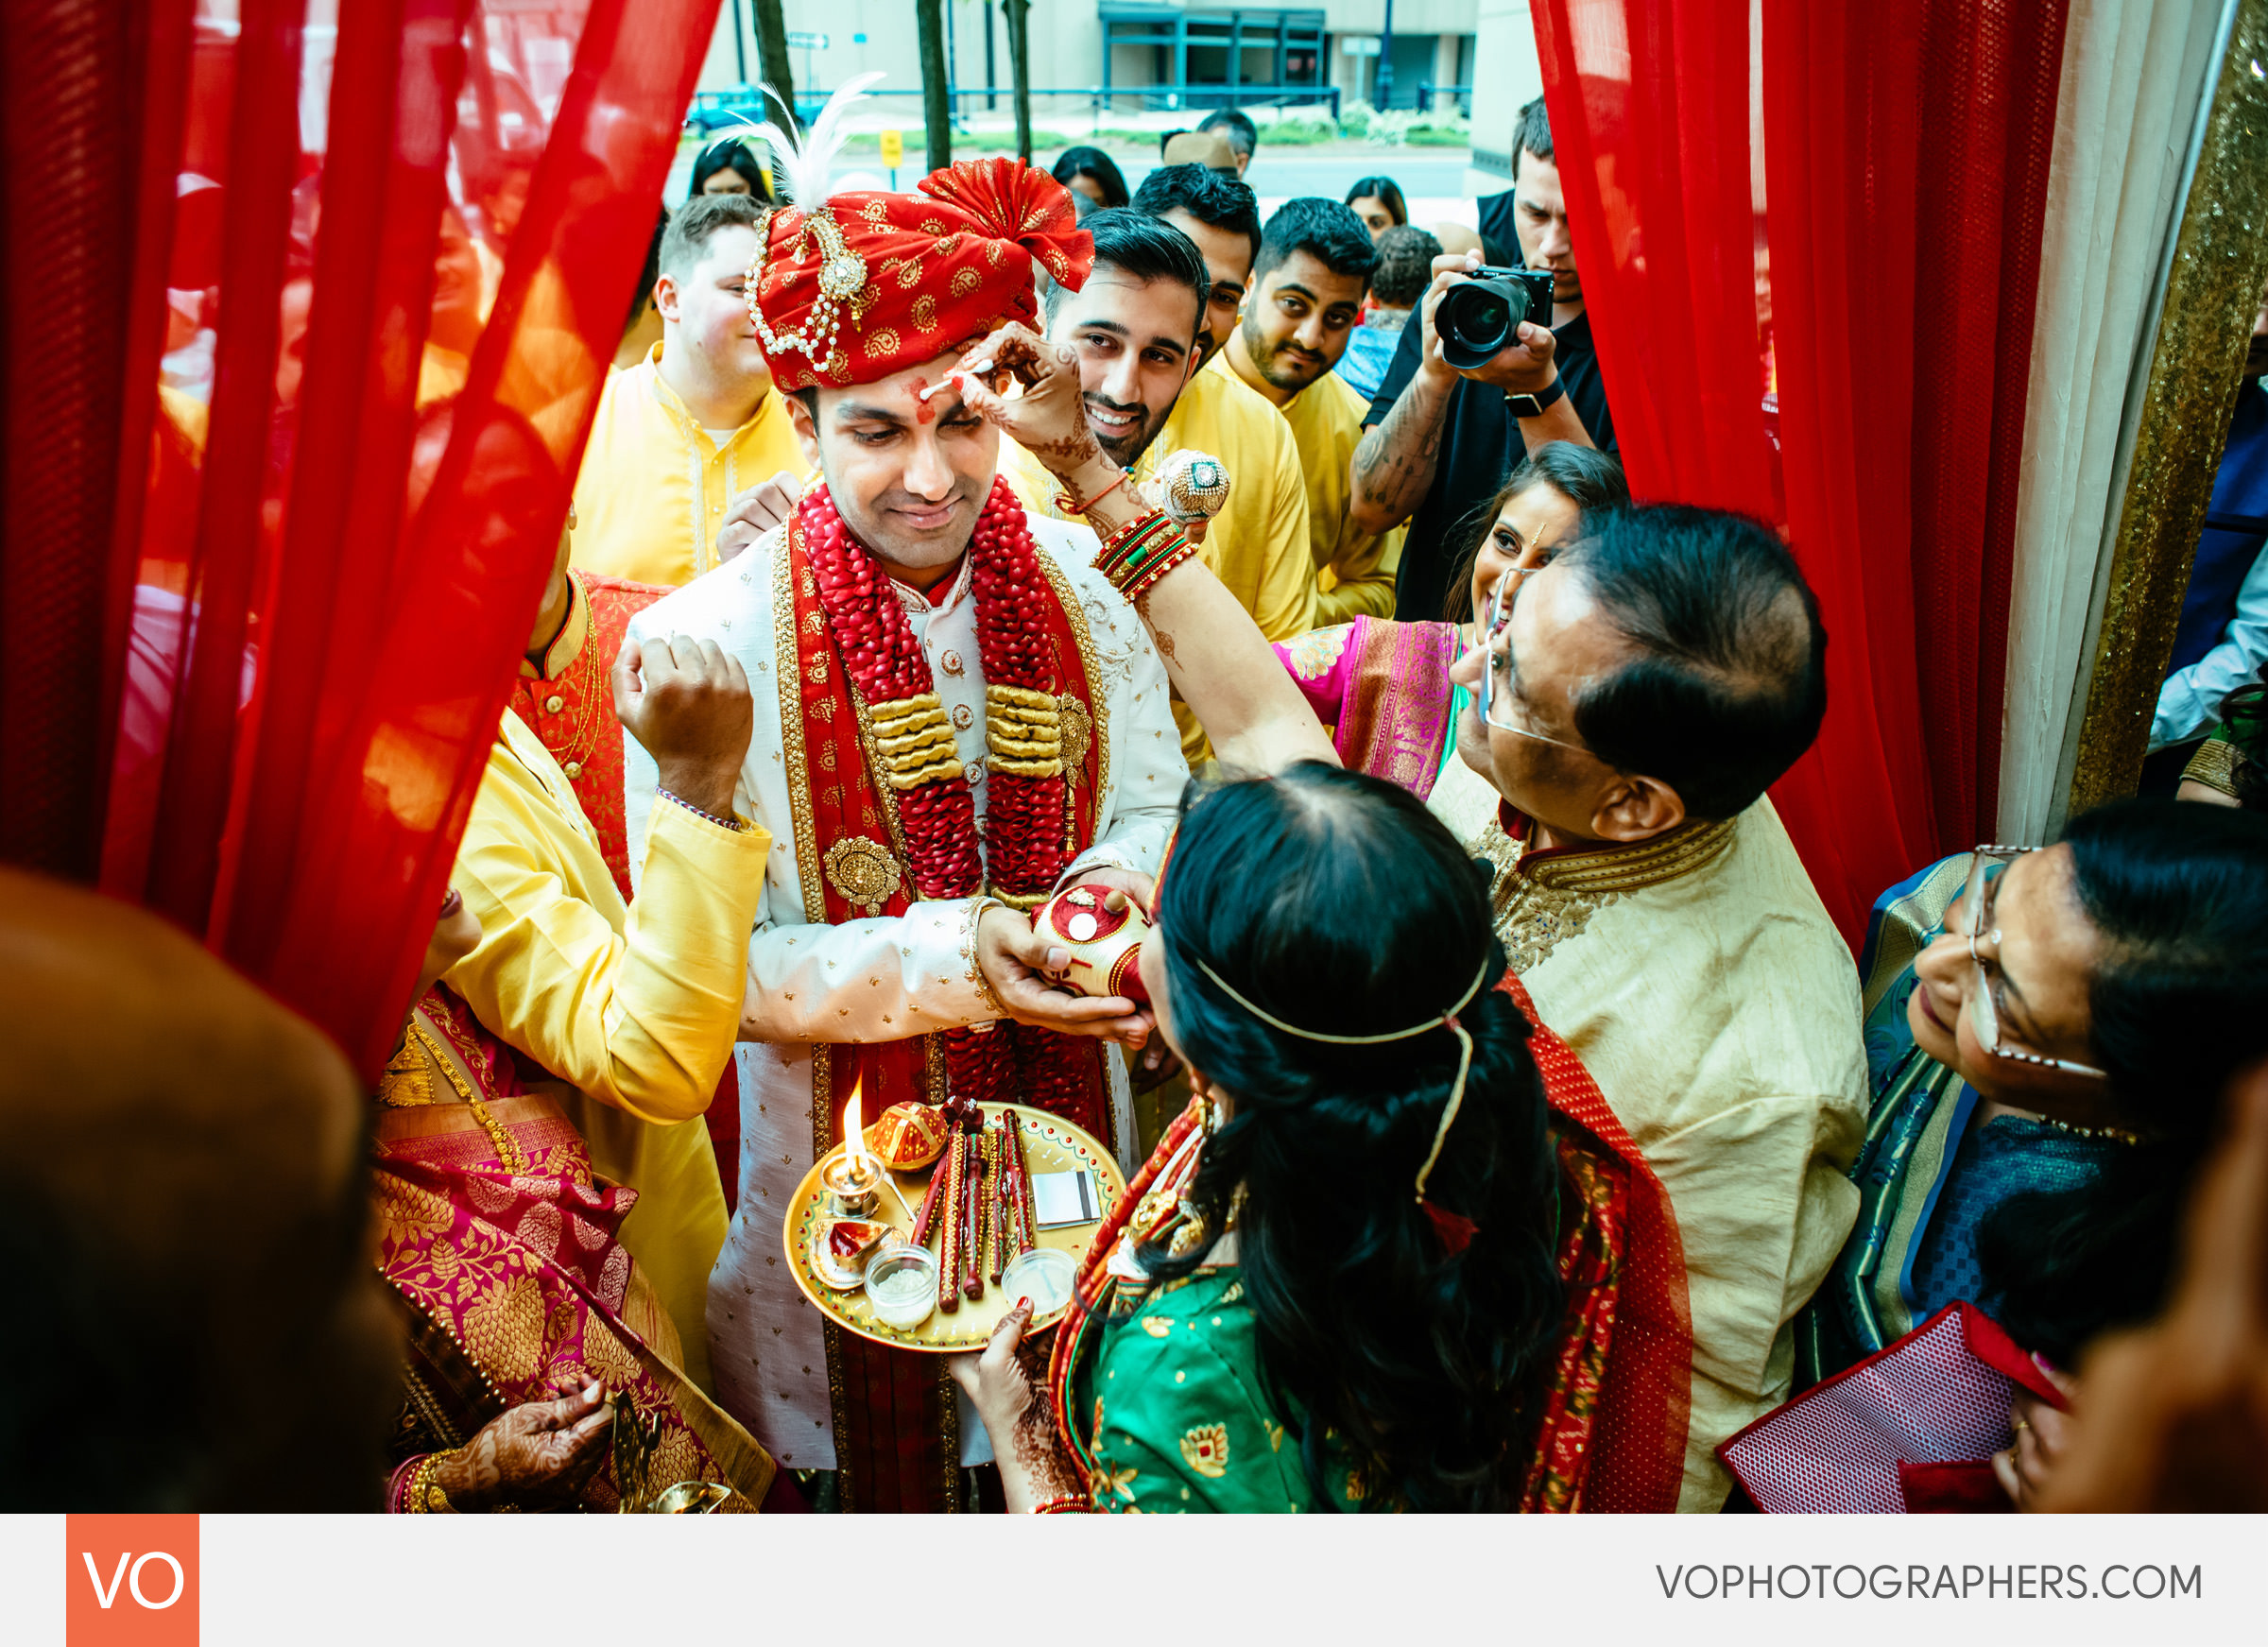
[570,193,808,588]
[448,527,769,1393]
[1003,210,1314,759]
[1446,503,1866,1512]
[1223,197,1403,625]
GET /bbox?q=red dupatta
[1046,970,1692,1513]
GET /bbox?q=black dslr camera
[1435,266,1556,369]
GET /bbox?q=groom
[625,158,1189,1509]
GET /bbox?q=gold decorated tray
[782,1104,1126,1352]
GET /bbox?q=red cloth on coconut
[746,158,1092,391]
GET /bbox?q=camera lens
[1458,296,1508,344]
[1437,275,1535,370]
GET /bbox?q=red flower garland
[799,477,1097,1122]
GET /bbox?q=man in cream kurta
[1474,797,1864,1510]
[623,517,1184,1470]
[1446,503,1865,1511]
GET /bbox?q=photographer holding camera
[1349,96,1618,624]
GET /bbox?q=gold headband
[1189,956,1491,1206]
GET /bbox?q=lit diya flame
[840,1078,878,1179]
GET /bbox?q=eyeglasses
[1941,846,2107,1080]
[1470,564,1589,754]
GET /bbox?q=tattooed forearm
[1349,371,1454,535]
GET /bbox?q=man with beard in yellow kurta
[1223,196,1405,626]
[1002,204,1314,761]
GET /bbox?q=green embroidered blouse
[1065,1265,1372,1514]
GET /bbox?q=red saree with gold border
[1047,971,1692,1512]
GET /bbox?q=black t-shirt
[1364,271,1616,624]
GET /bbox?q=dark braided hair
[1142,763,1563,1511]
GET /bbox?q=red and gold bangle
[1114,535,1198,604]
[1094,511,1192,599]
[1102,517,1188,580]
[1029,1491,1093,1514]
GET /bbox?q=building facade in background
[691,1,1496,122]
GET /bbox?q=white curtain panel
[1996,0,2225,841]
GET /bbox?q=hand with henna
[949,1299,1089,1512]
[936,322,1124,509]
[432,1381,615,1511]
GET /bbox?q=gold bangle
[407,1451,459,1514]
[1029,1491,1092,1514]
[2181,735,2242,798]
[969,897,1012,1021]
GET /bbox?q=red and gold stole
[783,483,1113,1153]
[507,569,670,901]
[774,477,1113,1511]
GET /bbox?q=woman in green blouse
[953,763,1691,1513]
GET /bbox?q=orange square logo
[65,1516,198,1646]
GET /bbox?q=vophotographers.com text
[1658,1563,2202,1602]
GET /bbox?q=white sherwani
[623,513,1186,1469]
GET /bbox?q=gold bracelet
[968,897,1012,1021]
[1029,1491,1092,1514]
[407,1451,459,1514]
[2181,735,2242,798]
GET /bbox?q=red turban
[745,157,1094,392]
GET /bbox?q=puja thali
[782,1103,1126,1352]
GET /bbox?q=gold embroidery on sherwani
[773,536,825,947]
[1477,815,1739,974]
[1180,1423,1229,1477]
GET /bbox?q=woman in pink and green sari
[374,894,777,1513]
[1274,443,1628,822]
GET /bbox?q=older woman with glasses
[1796,798,2268,1501]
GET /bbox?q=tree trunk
[917,0,952,168]
[1004,0,1033,164]
[750,0,797,135]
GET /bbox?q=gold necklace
[522,597,606,778]
[2031,1112,2148,1147]
[410,1022,531,1175]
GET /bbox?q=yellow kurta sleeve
[1314,523,1403,626]
[442,714,769,1389]
[1180,359,1317,643]
[448,718,771,1126]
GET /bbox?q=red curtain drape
[1,0,721,1080]
[1531,0,2069,940]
